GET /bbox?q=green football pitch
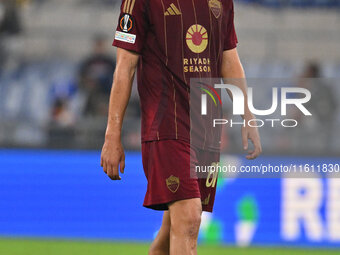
[0,239,339,255]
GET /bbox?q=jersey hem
[141,135,221,152]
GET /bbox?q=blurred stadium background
[0,0,340,254]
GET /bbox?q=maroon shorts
[141,140,220,212]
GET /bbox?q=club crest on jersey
[209,0,222,19]
[186,24,208,54]
[166,175,180,193]
[119,13,134,33]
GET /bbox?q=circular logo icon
[186,24,208,54]
[119,13,134,33]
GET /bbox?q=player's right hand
[100,137,125,180]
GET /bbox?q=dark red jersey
[113,0,237,149]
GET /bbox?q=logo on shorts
[201,193,211,206]
[209,0,222,19]
[186,24,208,54]
[166,175,180,193]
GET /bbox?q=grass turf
[0,239,339,255]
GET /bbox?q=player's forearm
[105,69,135,140]
[221,49,254,120]
[105,48,139,141]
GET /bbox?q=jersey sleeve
[222,0,238,51]
[113,0,149,54]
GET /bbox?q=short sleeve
[223,0,238,51]
[113,0,149,54]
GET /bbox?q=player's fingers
[106,162,114,179]
[250,133,262,152]
[257,143,263,155]
[112,162,121,181]
[120,154,125,174]
[247,146,261,160]
[246,154,257,160]
[113,174,121,180]
[256,144,262,157]
[251,138,262,158]
[246,150,255,160]
[120,160,125,174]
[100,156,103,167]
[103,160,108,174]
[242,128,248,150]
[246,153,255,160]
[252,150,260,159]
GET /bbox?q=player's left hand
[241,123,262,160]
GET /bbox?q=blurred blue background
[1,150,340,247]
